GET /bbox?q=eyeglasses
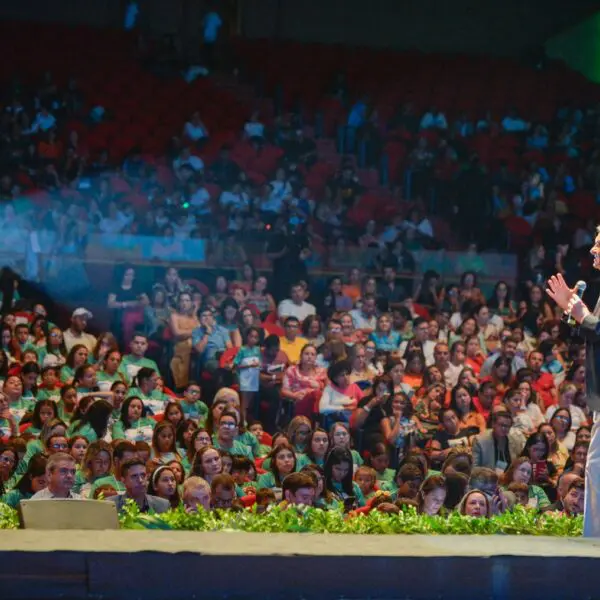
[554,415,569,422]
[220,422,237,429]
[0,455,15,465]
[50,443,68,450]
[188,389,201,395]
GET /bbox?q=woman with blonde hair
[75,440,115,498]
[286,416,313,455]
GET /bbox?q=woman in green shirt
[305,428,330,468]
[20,362,40,402]
[60,344,89,384]
[68,399,113,443]
[0,454,47,508]
[164,401,185,432]
[21,399,58,438]
[0,391,18,441]
[324,447,366,508]
[74,440,115,497]
[502,456,551,510]
[37,326,67,368]
[287,416,313,456]
[256,443,297,492]
[12,418,67,482]
[127,367,165,416]
[5,375,33,425]
[56,385,78,422]
[89,332,119,366]
[365,442,396,483]
[68,435,89,467]
[112,396,156,443]
[301,464,341,510]
[151,421,181,465]
[181,427,209,473]
[176,419,197,457]
[96,350,126,386]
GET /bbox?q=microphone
[565,280,587,326]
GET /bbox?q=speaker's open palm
[546,274,575,311]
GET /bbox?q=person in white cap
[63,307,97,353]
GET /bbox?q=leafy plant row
[0,502,582,535]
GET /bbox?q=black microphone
[566,280,587,326]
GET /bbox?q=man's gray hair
[46,452,76,473]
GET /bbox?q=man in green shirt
[119,333,159,384]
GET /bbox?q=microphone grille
[576,280,587,291]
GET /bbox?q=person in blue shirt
[192,307,231,374]
[369,313,402,351]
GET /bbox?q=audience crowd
[0,29,598,525]
[0,261,589,520]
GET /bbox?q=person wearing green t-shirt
[87,440,137,499]
[97,350,127,386]
[73,440,114,497]
[247,421,273,457]
[14,323,35,354]
[212,410,253,460]
[36,366,63,403]
[329,422,363,468]
[0,392,18,440]
[11,418,67,485]
[56,385,78,423]
[21,399,58,439]
[60,344,89,384]
[150,421,182,465]
[379,463,425,499]
[112,396,156,443]
[365,443,396,483]
[118,334,159,384]
[4,374,33,425]
[324,447,366,508]
[180,381,209,425]
[256,444,296,494]
[126,367,166,416]
[36,326,67,368]
[0,454,47,507]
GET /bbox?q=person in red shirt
[528,350,558,409]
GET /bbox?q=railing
[1,228,517,302]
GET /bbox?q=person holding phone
[324,447,365,510]
[521,432,558,502]
[352,374,393,449]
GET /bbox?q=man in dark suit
[547,236,600,535]
[107,458,169,514]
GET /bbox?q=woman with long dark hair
[69,399,113,443]
[324,447,365,509]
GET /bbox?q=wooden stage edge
[1,531,600,600]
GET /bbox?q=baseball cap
[72,307,93,320]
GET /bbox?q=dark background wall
[0,0,596,56]
[240,0,599,56]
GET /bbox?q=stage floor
[1,531,599,599]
